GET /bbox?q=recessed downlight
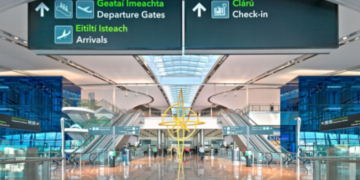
[14,37,19,40]
[355,37,360,41]
[342,37,347,40]
[23,41,28,44]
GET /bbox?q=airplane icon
[78,6,92,13]
[55,26,73,44]
[57,30,71,40]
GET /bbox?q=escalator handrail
[68,112,126,156]
[221,109,292,164]
[232,109,289,153]
[219,110,262,152]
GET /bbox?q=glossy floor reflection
[54,155,313,180]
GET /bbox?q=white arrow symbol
[192,3,206,17]
[35,2,49,17]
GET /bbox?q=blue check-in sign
[77,1,94,19]
[55,26,73,44]
[212,1,229,19]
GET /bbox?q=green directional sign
[28,0,182,55]
[0,113,40,132]
[320,113,360,131]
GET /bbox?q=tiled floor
[53,155,313,180]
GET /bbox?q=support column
[61,118,65,167]
[246,85,249,106]
[157,130,162,149]
[149,107,151,117]
[200,129,204,146]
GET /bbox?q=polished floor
[53,155,313,180]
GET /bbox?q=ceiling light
[14,37,19,40]
[1,37,5,40]
[23,41,27,44]
[345,41,350,44]
[342,37,347,40]
[355,37,360,41]
[11,41,15,44]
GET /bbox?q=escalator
[233,109,296,164]
[218,109,293,164]
[68,110,144,165]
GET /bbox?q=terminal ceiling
[0,4,360,109]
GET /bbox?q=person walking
[270,103,274,111]
[153,147,158,158]
[199,145,205,161]
[121,145,128,166]
[163,147,167,157]
[196,110,199,116]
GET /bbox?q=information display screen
[223,126,247,135]
[185,0,338,53]
[0,113,40,132]
[320,113,360,131]
[28,0,182,54]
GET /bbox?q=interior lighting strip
[205,29,360,106]
[0,29,155,106]
[134,55,171,106]
[191,55,229,107]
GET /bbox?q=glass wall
[0,77,80,152]
[280,76,360,152]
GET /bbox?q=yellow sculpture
[158,89,205,163]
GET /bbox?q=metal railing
[241,104,280,114]
[63,98,126,116]
[0,157,64,180]
[300,157,360,180]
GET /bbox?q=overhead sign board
[320,113,360,131]
[88,126,140,135]
[140,139,151,144]
[185,0,338,54]
[88,126,113,135]
[223,126,247,135]
[0,113,41,132]
[211,139,223,144]
[114,126,140,135]
[250,126,273,135]
[223,126,273,135]
[28,0,182,55]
